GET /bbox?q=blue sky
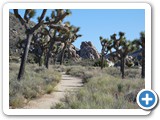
[10,9,145,52]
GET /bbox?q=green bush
[93,59,109,67]
[45,84,54,94]
[117,83,124,93]
[53,103,65,109]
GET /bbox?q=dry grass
[9,63,61,108]
[52,65,144,109]
[10,62,144,109]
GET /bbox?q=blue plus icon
[137,89,158,110]
[142,93,153,105]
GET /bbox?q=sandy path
[23,72,83,109]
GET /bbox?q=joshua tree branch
[31,9,47,33]
[30,21,44,33]
[39,9,47,22]
[14,9,26,25]
[55,12,68,23]
[24,9,31,23]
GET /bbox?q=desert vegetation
[51,65,144,109]
[9,9,145,109]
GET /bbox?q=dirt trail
[23,72,83,109]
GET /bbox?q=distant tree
[140,32,145,78]
[133,32,145,78]
[14,9,47,80]
[110,32,136,79]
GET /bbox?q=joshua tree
[99,36,113,69]
[14,9,47,80]
[43,10,72,68]
[59,22,82,65]
[110,32,136,79]
[31,27,50,66]
[44,29,57,68]
[133,32,145,78]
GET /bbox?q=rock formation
[9,12,36,57]
[79,41,100,59]
[68,44,80,61]
[9,12,26,57]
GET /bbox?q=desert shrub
[65,65,101,83]
[34,66,46,73]
[82,71,94,83]
[53,103,65,109]
[64,59,96,66]
[9,56,21,63]
[9,63,61,108]
[103,67,121,77]
[93,59,109,67]
[117,83,124,93]
[103,67,141,79]
[64,59,77,66]
[27,54,37,64]
[124,68,141,78]
[45,84,54,94]
[52,65,68,72]
[65,66,86,78]
[9,93,26,109]
[77,59,96,66]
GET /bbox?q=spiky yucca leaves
[28,10,36,19]
[23,9,36,23]
[45,9,71,25]
[132,32,145,78]
[110,32,137,79]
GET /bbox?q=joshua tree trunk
[38,55,42,66]
[60,43,67,65]
[68,46,71,59]
[53,57,56,65]
[121,57,125,79]
[17,34,33,80]
[141,48,145,78]
[101,48,104,69]
[45,31,56,69]
[45,39,55,68]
